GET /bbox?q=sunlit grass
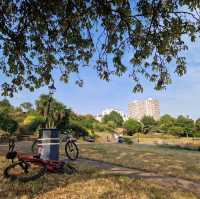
[0,155,199,199]
[0,157,198,199]
[78,143,200,182]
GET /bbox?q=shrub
[123,137,133,145]
[22,113,45,134]
[192,131,200,138]
[102,111,124,127]
[93,123,110,132]
[123,119,142,136]
[0,112,18,134]
[68,123,89,138]
[0,131,10,142]
[167,126,184,136]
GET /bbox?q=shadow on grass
[1,158,200,199]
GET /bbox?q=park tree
[0,99,14,113]
[141,115,157,133]
[158,114,176,133]
[123,118,142,136]
[35,94,70,129]
[77,114,98,129]
[141,116,157,126]
[102,111,124,127]
[0,111,18,134]
[35,94,50,117]
[0,1,200,96]
[175,115,194,137]
[22,112,45,133]
[195,118,200,132]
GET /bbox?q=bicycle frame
[7,139,67,173]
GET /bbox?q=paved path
[1,141,200,197]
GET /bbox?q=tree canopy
[1,1,200,96]
[141,115,157,126]
[123,118,142,135]
[102,111,124,127]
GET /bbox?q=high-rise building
[128,98,160,120]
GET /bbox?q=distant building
[128,98,160,120]
[96,108,127,122]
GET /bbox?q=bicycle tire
[4,160,47,182]
[65,141,79,161]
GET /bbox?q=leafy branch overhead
[0,0,200,96]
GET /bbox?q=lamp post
[45,82,56,128]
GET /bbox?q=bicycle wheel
[31,140,39,154]
[4,160,47,182]
[65,141,79,161]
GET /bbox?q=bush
[102,111,124,127]
[167,126,184,136]
[123,137,133,145]
[0,112,18,134]
[93,123,112,132]
[21,113,45,134]
[88,129,96,137]
[141,116,157,126]
[192,131,200,138]
[68,123,89,138]
[0,131,10,142]
[123,119,142,136]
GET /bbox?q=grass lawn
[79,143,200,182]
[0,155,199,199]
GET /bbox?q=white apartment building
[128,98,160,120]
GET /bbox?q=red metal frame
[18,154,66,172]
[7,139,66,173]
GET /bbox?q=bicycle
[4,139,77,182]
[31,130,79,161]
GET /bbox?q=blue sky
[1,37,200,119]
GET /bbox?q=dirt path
[1,141,200,196]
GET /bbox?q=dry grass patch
[79,143,200,182]
[0,155,199,199]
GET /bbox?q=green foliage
[35,94,70,130]
[1,1,199,96]
[22,113,45,134]
[175,115,194,136]
[123,137,133,145]
[0,112,18,134]
[73,114,98,129]
[93,123,107,132]
[123,119,142,136]
[167,126,184,137]
[0,99,14,113]
[102,111,124,127]
[68,123,89,138]
[106,121,117,129]
[158,114,176,133]
[193,131,200,138]
[141,116,157,126]
[141,116,157,133]
[195,118,200,132]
